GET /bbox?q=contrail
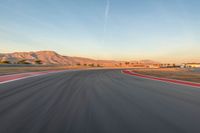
[102,0,110,45]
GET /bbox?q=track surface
[0,69,200,133]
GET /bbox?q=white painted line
[0,74,43,84]
[0,69,84,85]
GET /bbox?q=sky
[0,0,200,63]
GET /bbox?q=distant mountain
[0,51,159,66]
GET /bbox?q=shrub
[76,63,81,66]
[0,60,11,64]
[97,64,101,67]
[89,64,95,67]
[17,59,31,64]
[125,62,130,65]
[35,60,42,64]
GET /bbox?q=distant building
[181,63,200,68]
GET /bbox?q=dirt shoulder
[131,68,200,83]
[0,66,91,76]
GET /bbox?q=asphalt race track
[0,69,200,133]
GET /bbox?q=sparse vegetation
[0,66,90,76]
[76,63,81,66]
[97,64,101,67]
[125,62,130,65]
[88,64,95,67]
[0,60,11,64]
[17,60,31,64]
[35,60,42,64]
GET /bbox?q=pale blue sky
[0,0,200,63]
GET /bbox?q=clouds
[102,0,110,44]
[105,0,110,21]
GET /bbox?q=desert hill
[0,51,158,67]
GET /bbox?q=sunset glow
[0,0,199,63]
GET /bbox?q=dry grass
[0,66,89,76]
[131,68,200,83]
